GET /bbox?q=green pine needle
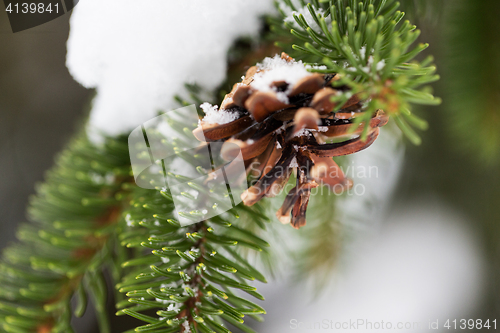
[271,0,441,144]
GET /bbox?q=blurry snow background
[63,1,487,332]
[255,203,484,332]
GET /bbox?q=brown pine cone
[193,53,388,229]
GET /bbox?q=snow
[257,54,293,71]
[317,126,328,132]
[200,102,238,125]
[289,156,298,168]
[360,46,367,60]
[275,124,287,134]
[305,63,328,70]
[182,320,191,332]
[376,59,386,71]
[361,55,386,74]
[251,54,311,96]
[344,46,387,75]
[125,214,133,227]
[66,0,275,137]
[275,91,290,104]
[166,303,179,312]
[291,127,313,138]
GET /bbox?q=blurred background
[1,0,499,332]
[0,11,89,247]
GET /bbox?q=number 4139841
[5,3,60,14]
[444,319,496,330]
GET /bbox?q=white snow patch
[182,320,191,332]
[125,214,133,227]
[361,56,386,74]
[200,102,238,125]
[317,126,329,132]
[252,55,311,94]
[275,124,287,134]
[66,0,275,137]
[275,91,290,104]
[291,127,312,138]
[305,63,328,70]
[360,46,367,60]
[167,303,179,312]
[377,59,386,71]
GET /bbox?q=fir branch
[271,0,441,144]
[117,93,270,332]
[0,134,132,332]
[117,187,269,333]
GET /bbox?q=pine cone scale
[306,128,380,157]
[244,91,292,122]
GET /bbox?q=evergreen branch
[271,0,440,144]
[118,187,269,333]
[0,134,132,332]
[119,163,269,331]
[118,93,269,332]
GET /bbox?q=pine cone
[194,53,388,229]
